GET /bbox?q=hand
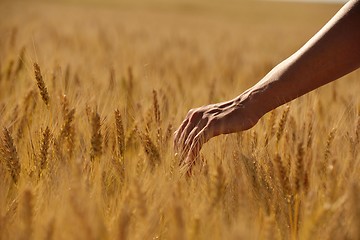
[174,95,260,174]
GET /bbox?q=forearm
[240,0,360,117]
[175,0,360,170]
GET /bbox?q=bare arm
[247,0,360,116]
[174,0,360,173]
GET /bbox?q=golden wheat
[39,127,51,175]
[33,63,50,106]
[90,110,102,161]
[0,1,359,240]
[114,109,125,159]
[0,128,21,183]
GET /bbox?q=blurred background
[2,1,360,240]
[0,0,346,110]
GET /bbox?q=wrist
[238,60,291,118]
[233,88,265,125]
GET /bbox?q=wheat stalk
[115,109,125,158]
[153,90,162,147]
[306,119,313,149]
[125,124,138,148]
[1,128,20,183]
[39,127,51,175]
[139,130,160,170]
[276,105,290,143]
[59,95,75,158]
[64,65,70,92]
[33,63,50,106]
[324,128,336,163]
[164,122,173,144]
[153,90,160,125]
[5,59,14,80]
[356,116,360,144]
[126,66,134,106]
[294,142,305,193]
[62,108,75,156]
[274,153,291,200]
[108,67,115,90]
[23,88,37,113]
[90,110,102,160]
[13,47,25,78]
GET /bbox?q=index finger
[182,126,212,174]
[174,118,189,153]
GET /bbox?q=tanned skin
[174,0,360,173]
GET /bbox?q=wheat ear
[90,111,102,160]
[1,128,21,183]
[115,109,125,158]
[39,127,51,175]
[33,63,50,106]
[276,105,290,143]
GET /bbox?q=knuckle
[201,114,209,122]
[205,107,220,115]
[189,111,201,121]
[187,108,195,117]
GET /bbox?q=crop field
[0,0,359,239]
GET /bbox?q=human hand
[174,96,260,174]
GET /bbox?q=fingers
[174,109,195,151]
[180,125,212,174]
[174,118,189,153]
[185,119,207,147]
[179,117,211,164]
[178,112,203,148]
[174,107,220,174]
[174,110,202,154]
[178,121,207,165]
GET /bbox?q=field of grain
[0,0,359,239]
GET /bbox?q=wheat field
[0,0,359,239]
